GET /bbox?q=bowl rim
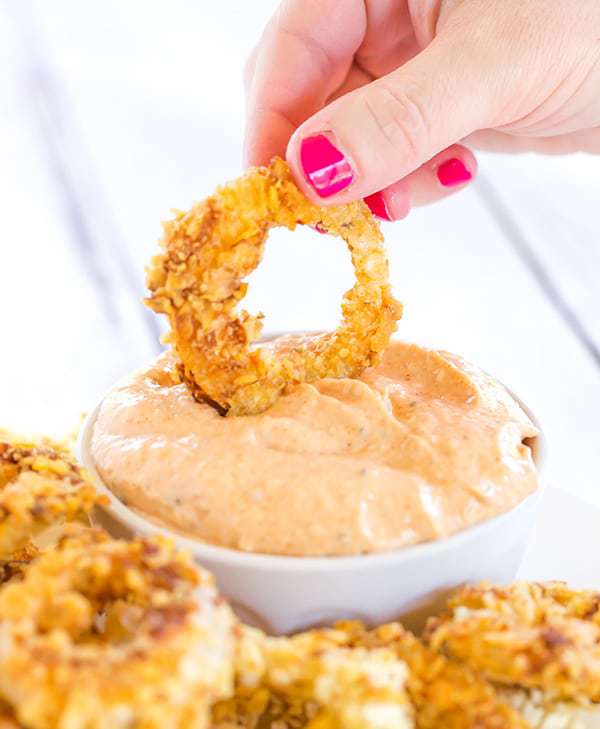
[78,340,545,572]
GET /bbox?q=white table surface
[519,487,600,587]
[1,1,599,505]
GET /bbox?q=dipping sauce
[91,340,539,556]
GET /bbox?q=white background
[1,1,599,504]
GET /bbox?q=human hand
[244,0,600,220]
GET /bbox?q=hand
[244,0,600,220]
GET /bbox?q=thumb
[286,34,497,203]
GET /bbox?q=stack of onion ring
[0,533,235,729]
[146,157,402,415]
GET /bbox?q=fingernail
[364,191,392,221]
[437,158,472,187]
[300,134,354,198]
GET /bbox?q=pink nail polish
[437,158,472,187]
[364,191,392,221]
[300,134,354,198]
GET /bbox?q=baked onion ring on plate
[0,534,235,729]
[426,582,600,727]
[336,620,528,729]
[146,157,402,416]
[214,624,413,729]
[0,437,103,582]
[214,620,530,729]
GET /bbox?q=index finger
[244,0,367,166]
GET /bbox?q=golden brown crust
[0,437,105,582]
[213,621,526,729]
[212,687,317,729]
[145,157,402,415]
[332,621,528,729]
[498,685,600,728]
[213,624,413,729]
[0,534,235,729]
[0,700,21,729]
[425,581,600,701]
[0,542,39,584]
[0,437,84,488]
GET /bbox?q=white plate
[518,486,600,586]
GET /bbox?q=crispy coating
[0,698,21,729]
[146,157,402,415]
[213,624,413,729]
[212,621,527,729]
[332,621,527,729]
[0,534,235,729]
[212,687,317,729]
[498,687,599,728]
[425,582,600,702]
[0,437,104,582]
[0,542,39,585]
[0,704,21,729]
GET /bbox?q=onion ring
[425,581,600,701]
[0,534,235,729]
[213,624,413,729]
[146,157,402,415]
[213,621,527,729]
[0,438,103,581]
[337,620,528,729]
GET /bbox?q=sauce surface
[91,340,539,556]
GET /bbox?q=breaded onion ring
[425,581,600,701]
[0,438,103,581]
[146,157,402,415]
[214,624,413,729]
[213,621,527,729]
[338,620,528,729]
[0,534,235,729]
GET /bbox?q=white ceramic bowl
[78,373,544,636]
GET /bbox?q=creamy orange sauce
[91,340,539,556]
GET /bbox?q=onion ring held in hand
[146,157,402,416]
[0,534,235,729]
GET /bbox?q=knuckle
[364,84,432,165]
[278,26,335,79]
